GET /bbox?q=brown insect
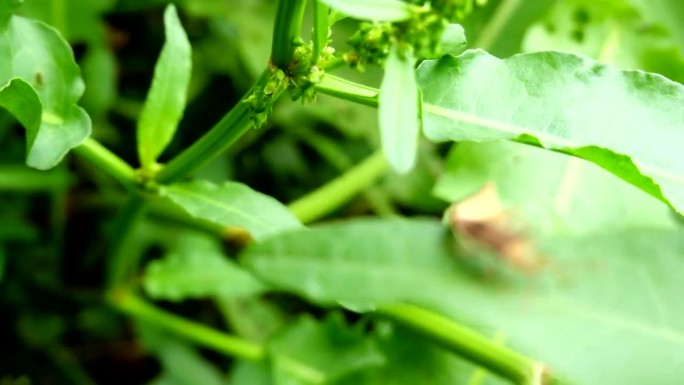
[447,183,547,275]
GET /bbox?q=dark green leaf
[0,13,91,169]
[143,232,265,301]
[379,47,420,173]
[417,49,684,213]
[137,4,192,170]
[319,0,413,22]
[159,180,302,241]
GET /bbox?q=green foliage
[137,4,192,172]
[3,0,684,384]
[0,7,90,169]
[417,49,684,213]
[159,180,302,241]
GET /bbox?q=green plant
[1,0,684,384]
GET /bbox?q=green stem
[295,128,397,216]
[315,74,379,107]
[271,0,308,68]
[473,0,523,51]
[106,193,148,287]
[377,303,547,385]
[288,150,389,224]
[109,288,264,361]
[156,69,270,184]
[73,138,137,189]
[311,0,329,65]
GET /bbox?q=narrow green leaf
[143,232,265,301]
[268,314,385,384]
[417,49,684,213]
[379,46,420,173]
[312,1,329,66]
[159,180,302,241]
[0,13,91,169]
[137,4,191,170]
[319,0,413,22]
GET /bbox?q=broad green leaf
[417,50,684,214]
[319,0,413,22]
[159,180,302,241]
[138,323,225,385]
[0,12,91,169]
[379,46,420,174]
[267,314,385,384]
[433,141,678,236]
[241,218,684,384]
[143,232,265,301]
[137,4,192,170]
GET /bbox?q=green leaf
[417,49,684,214]
[0,13,91,169]
[318,0,413,22]
[0,245,5,283]
[379,46,420,174]
[267,313,385,384]
[241,217,684,385]
[137,4,191,170]
[17,0,114,44]
[143,232,265,301]
[337,325,500,385]
[242,218,455,307]
[138,323,225,385]
[433,141,678,236]
[159,180,302,241]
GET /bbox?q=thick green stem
[377,303,547,385]
[73,138,136,189]
[109,288,264,361]
[271,0,307,68]
[288,150,389,223]
[106,193,148,287]
[155,69,271,184]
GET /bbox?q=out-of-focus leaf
[337,324,503,385]
[523,0,684,83]
[137,4,192,170]
[267,313,385,384]
[0,12,91,169]
[81,46,117,117]
[159,180,302,241]
[417,49,684,214]
[433,141,678,236]
[379,46,419,174]
[227,361,272,385]
[143,232,265,301]
[0,246,5,283]
[319,0,413,22]
[241,217,684,385]
[138,323,225,385]
[17,0,114,43]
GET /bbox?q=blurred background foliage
[1,0,683,384]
